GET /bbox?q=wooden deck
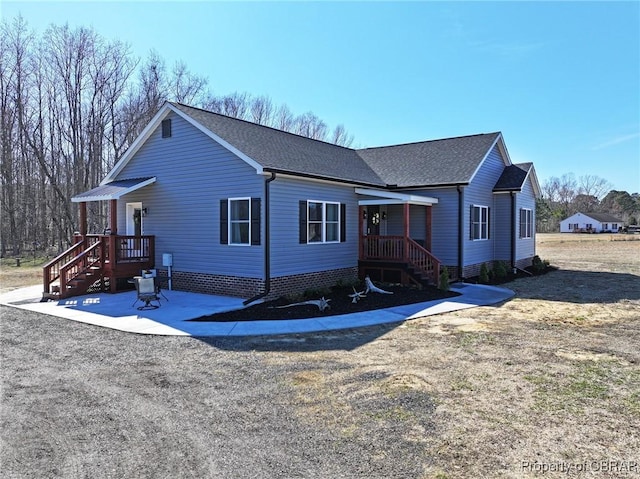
[43,234,155,299]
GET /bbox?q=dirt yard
[1,233,639,478]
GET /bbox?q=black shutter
[340,203,346,242]
[220,199,228,244]
[251,198,261,245]
[470,205,474,240]
[519,209,523,238]
[487,207,491,239]
[299,201,307,244]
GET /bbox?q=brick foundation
[155,266,359,299]
[269,267,359,298]
[156,270,263,298]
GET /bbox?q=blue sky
[3,1,639,194]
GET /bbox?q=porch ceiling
[71,177,156,203]
[355,188,438,206]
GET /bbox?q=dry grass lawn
[279,233,640,477]
[1,233,639,478]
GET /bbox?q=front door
[367,205,380,235]
[126,202,143,236]
[125,202,143,259]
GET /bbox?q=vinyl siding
[463,145,507,266]
[515,177,536,260]
[270,177,358,277]
[493,193,512,262]
[116,111,264,278]
[382,204,426,242]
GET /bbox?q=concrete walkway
[0,283,514,337]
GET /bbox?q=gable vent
[161,119,172,138]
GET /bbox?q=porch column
[109,199,118,234]
[425,206,432,251]
[79,201,87,236]
[403,203,410,261]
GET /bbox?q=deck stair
[42,234,155,301]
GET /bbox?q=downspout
[457,185,464,281]
[243,172,276,305]
[510,191,516,273]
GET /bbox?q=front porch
[356,189,441,286]
[43,177,158,300]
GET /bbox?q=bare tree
[577,174,613,200]
[274,103,294,131]
[250,95,274,125]
[331,124,354,147]
[221,91,249,118]
[170,60,208,104]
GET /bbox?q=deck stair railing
[42,237,104,299]
[360,235,441,284]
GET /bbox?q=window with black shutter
[220,198,261,245]
[299,200,346,244]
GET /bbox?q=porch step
[406,266,435,286]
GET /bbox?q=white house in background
[560,212,623,233]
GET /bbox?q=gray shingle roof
[493,162,533,191]
[356,133,501,187]
[580,212,624,223]
[171,102,503,188]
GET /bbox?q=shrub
[303,287,331,299]
[494,261,508,281]
[479,263,490,284]
[438,267,450,292]
[531,255,549,274]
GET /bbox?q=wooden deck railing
[360,235,440,283]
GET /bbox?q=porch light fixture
[382,211,387,220]
[362,210,367,220]
[142,208,148,217]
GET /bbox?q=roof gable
[169,103,385,187]
[104,103,265,184]
[493,162,542,198]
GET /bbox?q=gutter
[243,172,277,305]
[457,185,464,280]
[510,192,516,272]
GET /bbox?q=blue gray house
[43,102,540,301]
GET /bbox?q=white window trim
[471,204,489,241]
[228,197,251,246]
[307,200,340,244]
[520,208,533,239]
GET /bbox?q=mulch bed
[191,284,459,322]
